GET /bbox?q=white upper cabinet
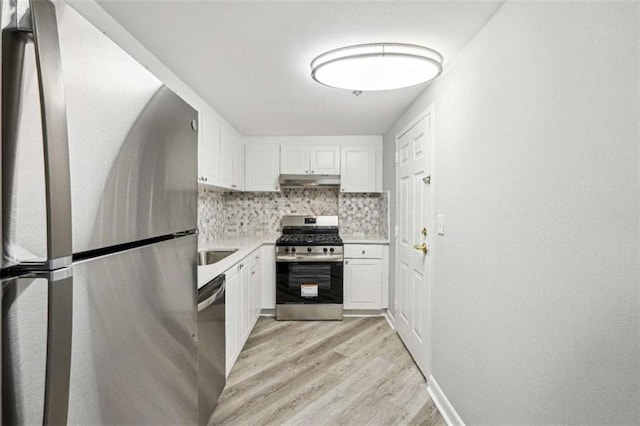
[220,123,244,191]
[310,145,340,174]
[280,144,310,174]
[232,141,244,191]
[340,145,377,193]
[197,108,245,191]
[245,144,280,192]
[280,144,340,175]
[198,110,220,185]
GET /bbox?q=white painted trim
[427,375,465,426]
[383,309,396,330]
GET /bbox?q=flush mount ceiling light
[310,43,443,92]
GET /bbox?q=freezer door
[1,269,73,425]
[2,0,197,266]
[67,234,198,425]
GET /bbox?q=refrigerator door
[2,0,73,268]
[1,269,73,425]
[2,0,197,266]
[67,234,198,425]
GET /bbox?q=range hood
[279,174,340,188]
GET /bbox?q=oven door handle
[276,255,344,263]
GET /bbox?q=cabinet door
[225,266,239,376]
[232,141,244,191]
[310,145,340,175]
[280,144,310,174]
[344,258,382,309]
[340,145,376,193]
[261,245,276,309]
[198,111,220,185]
[219,125,234,188]
[245,144,280,192]
[250,253,262,320]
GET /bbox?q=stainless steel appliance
[275,216,343,320]
[1,0,198,424]
[198,274,226,424]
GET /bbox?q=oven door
[276,261,343,305]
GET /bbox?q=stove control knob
[307,247,312,253]
[284,247,289,253]
[323,248,328,253]
[291,248,296,253]
[329,247,335,253]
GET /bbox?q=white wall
[384,2,639,424]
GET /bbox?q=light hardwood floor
[209,316,445,426]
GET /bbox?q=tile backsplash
[198,187,388,244]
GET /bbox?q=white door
[395,108,433,377]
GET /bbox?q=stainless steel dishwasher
[198,274,226,425]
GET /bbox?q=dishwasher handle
[197,275,225,312]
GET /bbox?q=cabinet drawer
[344,244,383,259]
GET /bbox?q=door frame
[394,105,436,377]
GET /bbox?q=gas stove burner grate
[275,233,343,246]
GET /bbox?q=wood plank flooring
[209,316,445,426]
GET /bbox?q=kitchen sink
[197,249,238,266]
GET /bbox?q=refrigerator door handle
[42,268,73,426]
[29,0,73,269]
[1,269,72,425]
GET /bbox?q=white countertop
[198,234,389,289]
[197,235,278,289]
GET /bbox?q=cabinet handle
[275,186,279,190]
[305,170,309,174]
[204,177,208,182]
[231,184,237,188]
[341,188,345,192]
[311,170,314,174]
[362,250,366,255]
[345,260,349,265]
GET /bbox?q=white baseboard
[383,309,395,330]
[427,375,464,426]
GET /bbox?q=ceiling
[96,1,503,136]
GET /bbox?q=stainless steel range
[275,216,343,320]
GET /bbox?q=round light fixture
[310,43,443,91]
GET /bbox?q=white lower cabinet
[224,248,263,376]
[343,244,388,310]
[261,245,276,309]
[250,251,262,321]
[225,264,240,376]
[344,258,382,309]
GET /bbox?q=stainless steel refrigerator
[1,0,199,424]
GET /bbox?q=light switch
[437,214,445,235]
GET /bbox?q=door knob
[421,227,427,237]
[413,243,428,254]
